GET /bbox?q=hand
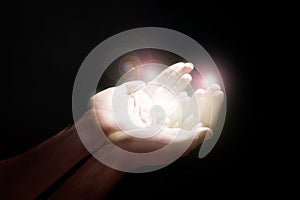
[0,62,224,199]
[89,62,224,155]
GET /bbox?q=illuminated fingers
[152,62,194,89]
[210,90,224,128]
[181,84,224,130]
[182,89,206,130]
[172,73,192,94]
[182,114,196,130]
[152,62,184,83]
[192,89,208,127]
[165,63,193,88]
[121,64,224,135]
[198,84,224,128]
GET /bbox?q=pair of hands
[1,62,224,198]
[89,62,224,156]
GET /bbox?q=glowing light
[122,61,135,71]
[204,73,219,86]
[118,54,141,75]
[117,63,167,85]
[73,27,227,173]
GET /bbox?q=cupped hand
[89,62,224,155]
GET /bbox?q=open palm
[89,62,224,154]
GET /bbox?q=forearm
[0,124,89,199]
[49,157,124,200]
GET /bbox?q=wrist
[75,109,107,155]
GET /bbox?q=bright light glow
[204,74,219,86]
[117,63,167,84]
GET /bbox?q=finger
[182,107,206,131]
[200,85,223,127]
[172,73,192,94]
[182,114,195,130]
[178,91,192,120]
[130,91,153,127]
[166,106,181,128]
[205,84,221,97]
[164,91,191,128]
[193,88,205,99]
[193,89,208,124]
[174,86,215,130]
[182,89,206,129]
[210,90,224,128]
[200,84,221,104]
[152,62,185,83]
[153,62,194,87]
[163,63,194,88]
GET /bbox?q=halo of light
[72,27,227,173]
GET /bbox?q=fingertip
[195,88,205,95]
[213,90,224,99]
[170,62,185,70]
[185,62,194,70]
[181,63,194,73]
[204,129,213,141]
[192,89,206,101]
[208,83,221,91]
[182,73,192,82]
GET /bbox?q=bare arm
[49,157,124,200]
[0,62,224,199]
[0,107,125,200]
[0,125,89,199]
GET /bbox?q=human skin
[0,62,224,199]
[90,62,223,154]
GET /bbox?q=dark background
[4,1,288,199]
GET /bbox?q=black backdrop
[4,1,280,199]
